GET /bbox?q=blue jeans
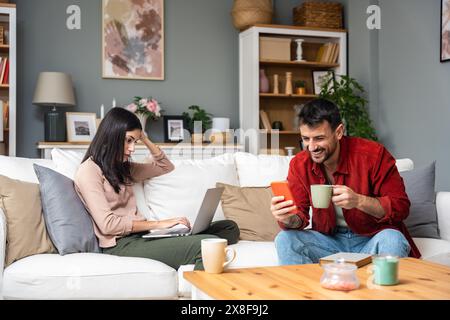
[274,227,411,265]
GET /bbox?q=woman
[74,107,239,270]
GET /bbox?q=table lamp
[33,72,76,142]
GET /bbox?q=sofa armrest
[0,207,6,295]
[437,192,450,242]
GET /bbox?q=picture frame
[312,70,335,95]
[102,0,165,80]
[441,0,450,62]
[163,115,187,143]
[66,112,97,143]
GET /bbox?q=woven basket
[293,2,343,29]
[231,0,273,31]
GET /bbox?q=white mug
[201,238,236,274]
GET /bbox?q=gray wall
[14,0,239,157]
[377,0,450,191]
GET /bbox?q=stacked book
[0,57,9,85]
[315,42,340,64]
[260,110,271,130]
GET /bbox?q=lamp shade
[33,72,76,107]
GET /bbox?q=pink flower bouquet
[126,96,162,120]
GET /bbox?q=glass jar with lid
[320,258,360,291]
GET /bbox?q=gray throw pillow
[400,162,440,239]
[33,164,101,255]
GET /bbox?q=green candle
[373,255,399,286]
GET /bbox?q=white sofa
[0,152,449,300]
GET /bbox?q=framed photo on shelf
[163,115,186,143]
[66,112,97,143]
[441,0,450,62]
[312,70,335,95]
[102,0,165,80]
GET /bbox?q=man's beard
[309,144,336,164]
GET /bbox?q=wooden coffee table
[184,258,450,300]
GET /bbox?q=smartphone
[270,181,299,214]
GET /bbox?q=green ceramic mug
[310,185,333,209]
[373,255,399,285]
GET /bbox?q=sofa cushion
[2,253,178,299]
[234,152,293,187]
[51,148,154,220]
[33,164,101,255]
[400,162,440,239]
[144,154,239,224]
[217,183,280,241]
[0,155,55,183]
[413,237,450,263]
[0,175,56,266]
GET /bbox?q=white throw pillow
[234,152,293,187]
[51,149,84,179]
[143,153,239,224]
[0,156,55,183]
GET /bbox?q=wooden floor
[184,258,450,300]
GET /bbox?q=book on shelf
[315,43,340,64]
[259,110,272,130]
[2,59,9,84]
[321,43,331,63]
[331,43,339,63]
[0,101,3,142]
[0,57,7,84]
[319,252,372,268]
[3,101,8,129]
[316,45,325,62]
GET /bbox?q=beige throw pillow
[0,175,56,267]
[217,183,280,241]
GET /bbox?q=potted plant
[319,74,377,141]
[294,80,306,95]
[182,105,213,143]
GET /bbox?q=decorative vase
[136,113,149,132]
[285,72,293,95]
[295,39,305,62]
[259,69,270,93]
[273,74,279,94]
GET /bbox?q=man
[272,99,420,265]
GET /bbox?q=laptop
[142,187,224,239]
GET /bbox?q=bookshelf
[239,24,347,155]
[0,3,15,157]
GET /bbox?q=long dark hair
[82,107,142,193]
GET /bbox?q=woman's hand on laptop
[154,217,191,230]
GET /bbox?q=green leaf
[319,75,377,140]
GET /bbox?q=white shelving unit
[239,25,347,155]
[0,3,16,157]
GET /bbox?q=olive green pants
[103,220,239,270]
